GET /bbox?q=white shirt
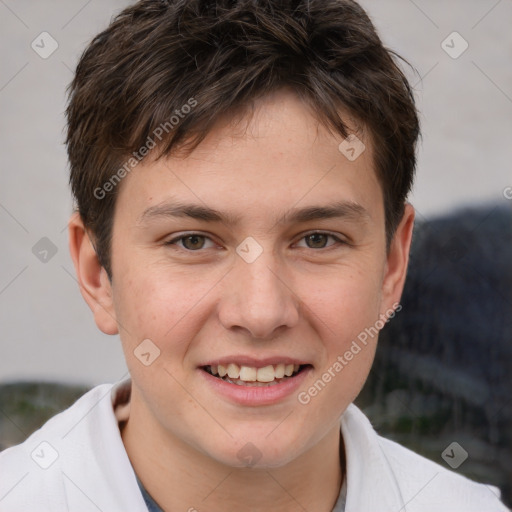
[0,380,508,511]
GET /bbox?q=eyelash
[165,231,347,252]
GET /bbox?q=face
[73,89,413,469]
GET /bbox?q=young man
[1,0,509,511]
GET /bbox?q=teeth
[207,363,304,383]
[224,378,281,387]
[256,365,275,382]
[275,363,285,378]
[284,364,294,377]
[239,366,257,381]
[227,363,240,379]
[218,364,227,377]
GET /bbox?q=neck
[121,392,344,512]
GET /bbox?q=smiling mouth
[202,363,311,387]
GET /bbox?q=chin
[199,432,305,470]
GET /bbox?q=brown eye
[166,233,215,251]
[295,232,344,250]
[181,235,206,250]
[305,233,329,248]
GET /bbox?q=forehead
[114,90,382,226]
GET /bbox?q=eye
[166,233,216,251]
[295,232,344,249]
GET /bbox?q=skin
[69,89,414,512]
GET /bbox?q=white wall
[1,0,511,386]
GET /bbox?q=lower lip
[199,366,312,406]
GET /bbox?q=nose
[217,249,300,340]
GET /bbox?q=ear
[380,203,415,315]
[68,212,119,335]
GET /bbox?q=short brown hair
[66,0,420,277]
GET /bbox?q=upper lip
[200,356,311,368]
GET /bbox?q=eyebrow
[138,199,371,227]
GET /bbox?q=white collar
[110,379,406,511]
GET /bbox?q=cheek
[304,263,384,339]
[111,259,228,365]
[297,280,380,415]
[297,262,383,398]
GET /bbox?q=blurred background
[0,0,511,506]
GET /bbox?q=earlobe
[381,203,415,314]
[68,212,119,335]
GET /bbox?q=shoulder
[341,404,509,512]
[0,382,146,512]
[377,434,507,511]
